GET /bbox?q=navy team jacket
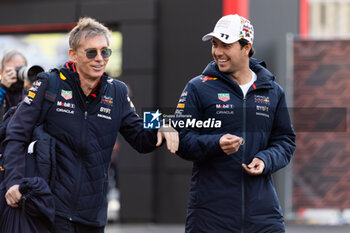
[3,62,157,227]
[176,58,296,233]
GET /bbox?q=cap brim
[202,32,240,44]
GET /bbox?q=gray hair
[69,17,112,51]
[1,49,27,69]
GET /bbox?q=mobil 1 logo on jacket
[55,90,75,115]
[216,93,234,115]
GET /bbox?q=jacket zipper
[241,97,247,233]
[70,105,88,219]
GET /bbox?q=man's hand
[219,134,244,155]
[1,67,17,88]
[156,125,179,154]
[5,184,21,208]
[242,157,265,175]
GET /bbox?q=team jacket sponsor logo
[256,105,269,112]
[97,114,112,120]
[216,104,234,114]
[98,105,113,120]
[56,91,75,114]
[254,95,270,104]
[216,110,234,115]
[24,88,39,105]
[100,107,111,114]
[23,96,33,105]
[59,73,66,80]
[175,109,184,117]
[256,112,269,118]
[28,91,36,98]
[57,101,75,109]
[175,109,184,115]
[216,104,234,109]
[177,103,185,109]
[29,85,39,92]
[29,80,42,92]
[256,105,270,118]
[61,90,72,100]
[218,93,230,102]
[101,95,113,105]
[32,80,42,87]
[181,91,187,97]
[178,97,186,103]
[29,86,38,92]
[56,108,74,114]
[200,76,217,83]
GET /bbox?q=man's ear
[245,43,252,56]
[69,49,77,63]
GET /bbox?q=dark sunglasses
[83,48,112,59]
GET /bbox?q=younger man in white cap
[175,14,295,232]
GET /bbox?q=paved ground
[105,223,350,233]
[105,224,182,233]
[285,224,350,233]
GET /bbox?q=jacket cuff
[255,153,269,175]
[214,134,226,155]
[6,179,20,191]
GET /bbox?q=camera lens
[15,65,44,82]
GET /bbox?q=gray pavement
[105,224,183,233]
[105,223,350,233]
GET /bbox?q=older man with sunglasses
[3,17,178,233]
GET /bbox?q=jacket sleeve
[254,88,296,175]
[176,81,224,162]
[3,74,49,190]
[118,83,157,153]
[0,84,7,106]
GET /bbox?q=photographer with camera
[0,50,43,119]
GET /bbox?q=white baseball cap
[202,14,254,44]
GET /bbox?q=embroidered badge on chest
[218,93,230,102]
[254,95,270,105]
[101,95,113,106]
[61,90,72,100]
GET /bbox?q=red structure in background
[223,0,249,18]
[0,23,76,33]
[299,0,309,38]
[293,40,350,211]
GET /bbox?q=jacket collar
[60,61,109,89]
[59,61,109,107]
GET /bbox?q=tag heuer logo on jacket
[61,90,72,100]
[218,93,230,102]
